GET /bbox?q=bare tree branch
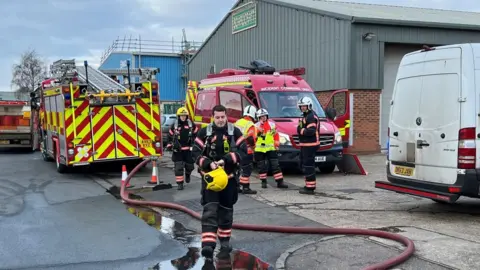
[11,49,47,100]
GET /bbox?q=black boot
[299,187,314,195]
[201,246,214,258]
[201,259,215,270]
[242,184,257,194]
[185,173,191,183]
[261,180,267,188]
[216,242,232,259]
[276,180,289,189]
[177,182,184,190]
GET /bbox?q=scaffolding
[100,31,202,92]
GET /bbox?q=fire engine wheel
[55,151,68,174]
[317,162,336,174]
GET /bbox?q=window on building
[219,91,242,118]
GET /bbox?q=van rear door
[389,46,462,184]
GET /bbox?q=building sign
[120,60,127,68]
[232,2,257,34]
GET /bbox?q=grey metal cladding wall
[188,0,351,91]
[350,23,480,89]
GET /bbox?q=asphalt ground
[2,148,476,269]
[97,152,463,270]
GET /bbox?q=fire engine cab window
[258,92,325,118]
[195,92,216,117]
[219,91,242,118]
[328,92,346,116]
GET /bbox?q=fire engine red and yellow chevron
[135,97,161,157]
[113,105,139,158]
[186,81,198,119]
[90,106,116,160]
[64,100,93,163]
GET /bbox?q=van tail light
[458,127,476,169]
[67,142,75,159]
[153,135,162,154]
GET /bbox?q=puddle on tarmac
[127,206,274,270]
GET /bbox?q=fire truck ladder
[76,64,127,93]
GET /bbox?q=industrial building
[187,0,480,153]
[99,35,201,114]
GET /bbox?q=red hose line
[121,159,415,270]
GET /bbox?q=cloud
[1,0,478,94]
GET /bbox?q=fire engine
[34,59,163,173]
[184,60,350,173]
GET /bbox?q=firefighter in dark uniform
[191,105,248,263]
[166,107,199,190]
[297,97,320,195]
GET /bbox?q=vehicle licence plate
[315,156,326,162]
[0,140,9,145]
[394,166,414,176]
[140,139,152,148]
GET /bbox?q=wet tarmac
[127,206,274,270]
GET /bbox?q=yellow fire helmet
[204,167,228,192]
[176,107,189,116]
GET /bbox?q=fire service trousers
[239,153,253,187]
[172,150,194,184]
[254,151,284,183]
[200,175,238,250]
[300,146,317,190]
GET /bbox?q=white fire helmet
[297,96,313,110]
[243,105,257,119]
[256,108,269,118]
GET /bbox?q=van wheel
[317,162,336,174]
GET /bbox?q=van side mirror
[325,107,337,120]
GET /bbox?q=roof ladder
[75,61,127,93]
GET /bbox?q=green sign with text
[232,3,257,34]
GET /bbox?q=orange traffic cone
[121,165,135,188]
[148,160,158,185]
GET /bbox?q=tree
[11,49,47,100]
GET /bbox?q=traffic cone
[148,160,158,185]
[121,165,135,189]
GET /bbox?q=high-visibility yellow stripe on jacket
[254,120,276,153]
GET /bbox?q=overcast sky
[0,0,477,92]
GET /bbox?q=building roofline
[187,0,242,65]
[131,52,181,57]
[352,17,480,31]
[263,0,352,20]
[187,0,352,65]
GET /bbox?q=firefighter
[166,107,199,190]
[254,108,288,189]
[191,104,248,262]
[297,96,320,195]
[233,105,258,195]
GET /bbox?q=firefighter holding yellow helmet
[166,106,199,190]
[191,105,248,262]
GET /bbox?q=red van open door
[324,89,350,149]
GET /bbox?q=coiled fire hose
[121,159,415,270]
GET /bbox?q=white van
[375,43,480,203]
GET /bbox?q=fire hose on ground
[121,158,415,270]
